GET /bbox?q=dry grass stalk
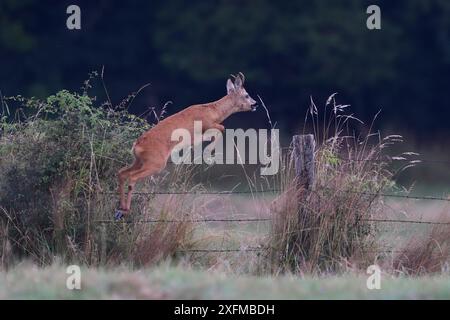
[267,94,414,274]
[393,213,450,275]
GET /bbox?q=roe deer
[115,72,257,220]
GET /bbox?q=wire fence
[279,146,450,165]
[95,216,450,226]
[97,190,450,253]
[100,189,450,201]
[165,157,450,166]
[176,248,265,253]
[173,248,408,254]
[98,149,449,254]
[338,157,450,165]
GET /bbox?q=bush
[267,94,404,274]
[0,88,199,267]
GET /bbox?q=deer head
[226,72,258,112]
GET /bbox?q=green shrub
[0,88,196,266]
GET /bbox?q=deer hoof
[114,209,127,221]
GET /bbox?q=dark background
[1,0,450,147]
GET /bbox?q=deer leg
[117,160,142,211]
[125,164,165,212]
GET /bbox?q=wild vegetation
[1,81,449,281]
[0,84,200,267]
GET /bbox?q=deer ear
[226,79,235,94]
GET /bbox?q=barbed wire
[175,248,406,254]
[97,149,450,255]
[342,190,450,202]
[95,217,272,224]
[100,190,281,195]
[176,248,264,253]
[337,157,450,165]
[165,156,450,166]
[280,146,450,165]
[365,218,450,226]
[100,189,450,202]
[95,216,450,226]
[98,161,449,258]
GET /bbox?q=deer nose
[251,103,258,112]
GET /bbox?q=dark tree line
[1,0,450,139]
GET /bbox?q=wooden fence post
[289,134,315,266]
[292,134,315,191]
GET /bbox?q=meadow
[2,264,450,299]
[1,82,449,299]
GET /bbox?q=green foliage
[322,149,341,166]
[0,89,150,263]
[1,90,148,190]
[0,86,204,268]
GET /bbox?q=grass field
[1,264,449,299]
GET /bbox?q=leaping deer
[115,72,257,220]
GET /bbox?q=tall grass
[392,212,450,275]
[0,85,200,268]
[267,94,416,274]
[2,84,449,276]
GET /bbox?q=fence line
[338,157,450,165]
[99,137,449,254]
[101,190,281,195]
[343,191,450,202]
[364,218,450,226]
[175,248,406,254]
[100,189,450,202]
[95,217,450,226]
[177,248,264,253]
[165,155,450,166]
[280,146,450,165]
[95,217,273,224]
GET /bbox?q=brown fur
[118,73,257,212]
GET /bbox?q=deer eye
[245,94,249,98]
